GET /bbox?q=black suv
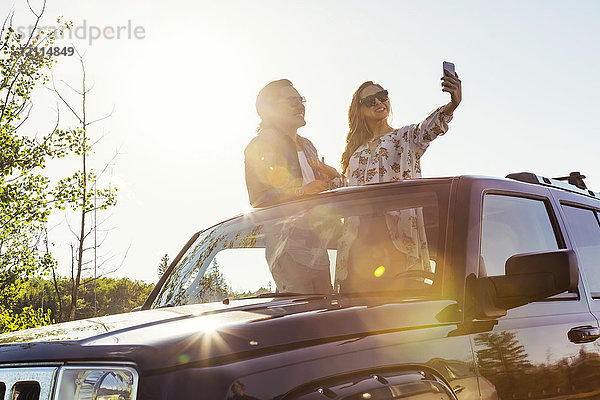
[1,173,600,400]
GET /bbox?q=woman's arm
[405,70,463,149]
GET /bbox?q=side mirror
[475,249,579,319]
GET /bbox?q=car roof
[504,171,600,200]
[258,173,599,205]
[202,173,599,235]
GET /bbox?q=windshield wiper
[245,292,303,298]
[158,293,326,307]
[237,292,326,300]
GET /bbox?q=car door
[469,187,600,400]
[553,191,600,393]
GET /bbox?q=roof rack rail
[506,171,599,199]
[554,172,587,190]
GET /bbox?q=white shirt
[297,151,316,184]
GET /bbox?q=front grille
[0,368,58,400]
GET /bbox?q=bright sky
[4,0,600,284]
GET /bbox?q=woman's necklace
[367,136,381,157]
[367,127,394,157]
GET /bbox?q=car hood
[0,296,458,372]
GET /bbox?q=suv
[1,173,600,400]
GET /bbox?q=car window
[152,186,449,308]
[480,195,559,277]
[562,206,600,297]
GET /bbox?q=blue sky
[4,0,600,282]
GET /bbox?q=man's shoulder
[296,133,312,143]
[246,129,288,152]
[245,129,285,157]
[297,134,317,152]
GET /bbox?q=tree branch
[0,12,15,53]
[0,0,47,123]
[48,73,83,124]
[13,102,34,130]
[87,105,115,126]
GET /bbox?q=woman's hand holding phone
[441,61,462,114]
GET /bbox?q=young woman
[336,71,462,291]
[341,71,462,184]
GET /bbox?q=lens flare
[374,266,385,277]
[267,166,291,187]
[178,354,190,363]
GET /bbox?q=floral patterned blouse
[336,107,453,286]
[347,106,452,185]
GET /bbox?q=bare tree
[49,49,117,321]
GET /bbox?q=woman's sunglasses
[359,90,389,107]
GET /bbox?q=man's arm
[244,143,293,207]
[245,159,329,207]
[245,135,330,208]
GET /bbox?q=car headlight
[54,366,139,400]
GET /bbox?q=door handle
[568,325,600,343]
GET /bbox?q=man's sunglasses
[279,96,306,107]
[359,90,389,107]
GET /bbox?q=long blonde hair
[340,81,388,175]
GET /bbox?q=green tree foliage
[230,282,272,299]
[0,4,72,333]
[197,259,272,301]
[14,276,153,321]
[197,259,230,302]
[158,253,169,279]
[0,306,51,333]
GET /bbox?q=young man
[244,79,341,293]
[244,79,340,208]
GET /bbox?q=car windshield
[152,183,449,308]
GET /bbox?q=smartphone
[443,61,455,76]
